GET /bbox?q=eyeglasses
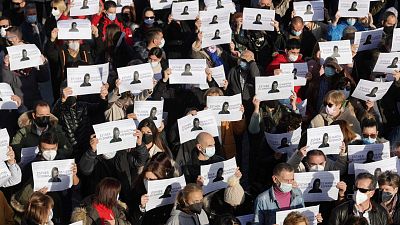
[144,16,155,19]
[354,187,372,193]
[362,133,377,139]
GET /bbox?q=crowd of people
[0,0,400,224]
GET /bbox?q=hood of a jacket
[17,110,59,128]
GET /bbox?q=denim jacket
[254,186,305,225]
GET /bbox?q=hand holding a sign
[316,213,323,223]
[3,55,9,69]
[365,100,374,111]
[72,162,79,185]
[336,181,347,198]
[90,134,98,153]
[196,175,204,186]
[38,187,49,194]
[393,70,400,81]
[10,95,21,107]
[6,146,16,165]
[332,11,341,26]
[222,79,228,91]
[127,113,137,120]
[271,20,280,33]
[62,87,73,102]
[134,130,143,146]
[100,84,108,100]
[297,146,308,158]
[163,68,171,83]
[140,194,149,209]
[206,68,212,82]
[289,91,297,110]
[252,96,261,113]
[91,25,99,38]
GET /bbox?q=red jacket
[91,13,133,45]
[266,53,304,103]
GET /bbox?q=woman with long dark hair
[138,118,171,158]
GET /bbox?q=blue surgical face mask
[363,137,376,145]
[346,18,356,26]
[26,15,37,24]
[324,67,336,77]
[291,30,302,36]
[107,13,116,21]
[240,60,249,70]
[203,146,216,158]
[144,18,155,26]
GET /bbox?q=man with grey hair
[20,3,45,50]
[329,172,388,225]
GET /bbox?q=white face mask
[354,190,369,205]
[51,8,61,17]
[325,104,338,116]
[150,61,160,68]
[42,150,57,161]
[203,146,216,158]
[309,164,325,172]
[102,151,116,160]
[0,26,9,38]
[158,38,165,48]
[279,182,293,193]
[68,41,80,51]
[288,53,298,62]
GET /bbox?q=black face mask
[64,96,77,107]
[188,202,203,214]
[384,26,395,34]
[34,116,50,128]
[142,134,153,145]
[122,13,130,22]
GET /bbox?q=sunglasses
[53,7,58,10]
[325,103,334,108]
[0,25,9,28]
[340,86,351,91]
[362,133,377,139]
[354,187,372,193]
[12,2,23,5]
[144,16,155,19]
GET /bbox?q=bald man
[286,16,317,58]
[179,132,224,183]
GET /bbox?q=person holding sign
[329,173,388,225]
[0,146,21,188]
[254,163,306,225]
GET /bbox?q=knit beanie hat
[224,175,245,206]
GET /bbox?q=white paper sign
[70,0,99,16]
[171,0,199,21]
[265,127,302,154]
[57,19,92,40]
[242,8,275,31]
[293,1,324,22]
[348,142,391,174]
[204,0,235,12]
[177,110,219,143]
[145,175,186,211]
[0,161,11,185]
[319,40,353,64]
[201,157,237,194]
[7,44,42,71]
[280,63,308,86]
[201,25,232,48]
[150,0,173,10]
[354,157,400,177]
[93,119,137,155]
[199,8,231,27]
[391,28,400,52]
[307,125,343,155]
[32,159,74,192]
[110,0,132,13]
[373,52,400,74]
[351,79,393,101]
[210,65,226,87]
[207,94,243,122]
[169,59,207,84]
[79,63,109,84]
[19,146,39,168]
[255,76,294,101]
[0,83,18,110]
[338,0,370,18]
[295,171,340,202]
[354,29,383,52]
[276,206,319,225]
[117,63,154,93]
[0,129,9,161]
[134,100,164,127]
[67,66,102,96]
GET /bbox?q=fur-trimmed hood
[17,110,59,128]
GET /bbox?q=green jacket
[11,111,73,161]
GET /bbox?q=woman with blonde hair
[44,0,69,39]
[22,192,54,225]
[310,90,361,134]
[283,211,309,225]
[166,184,209,225]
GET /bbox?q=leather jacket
[328,200,388,225]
